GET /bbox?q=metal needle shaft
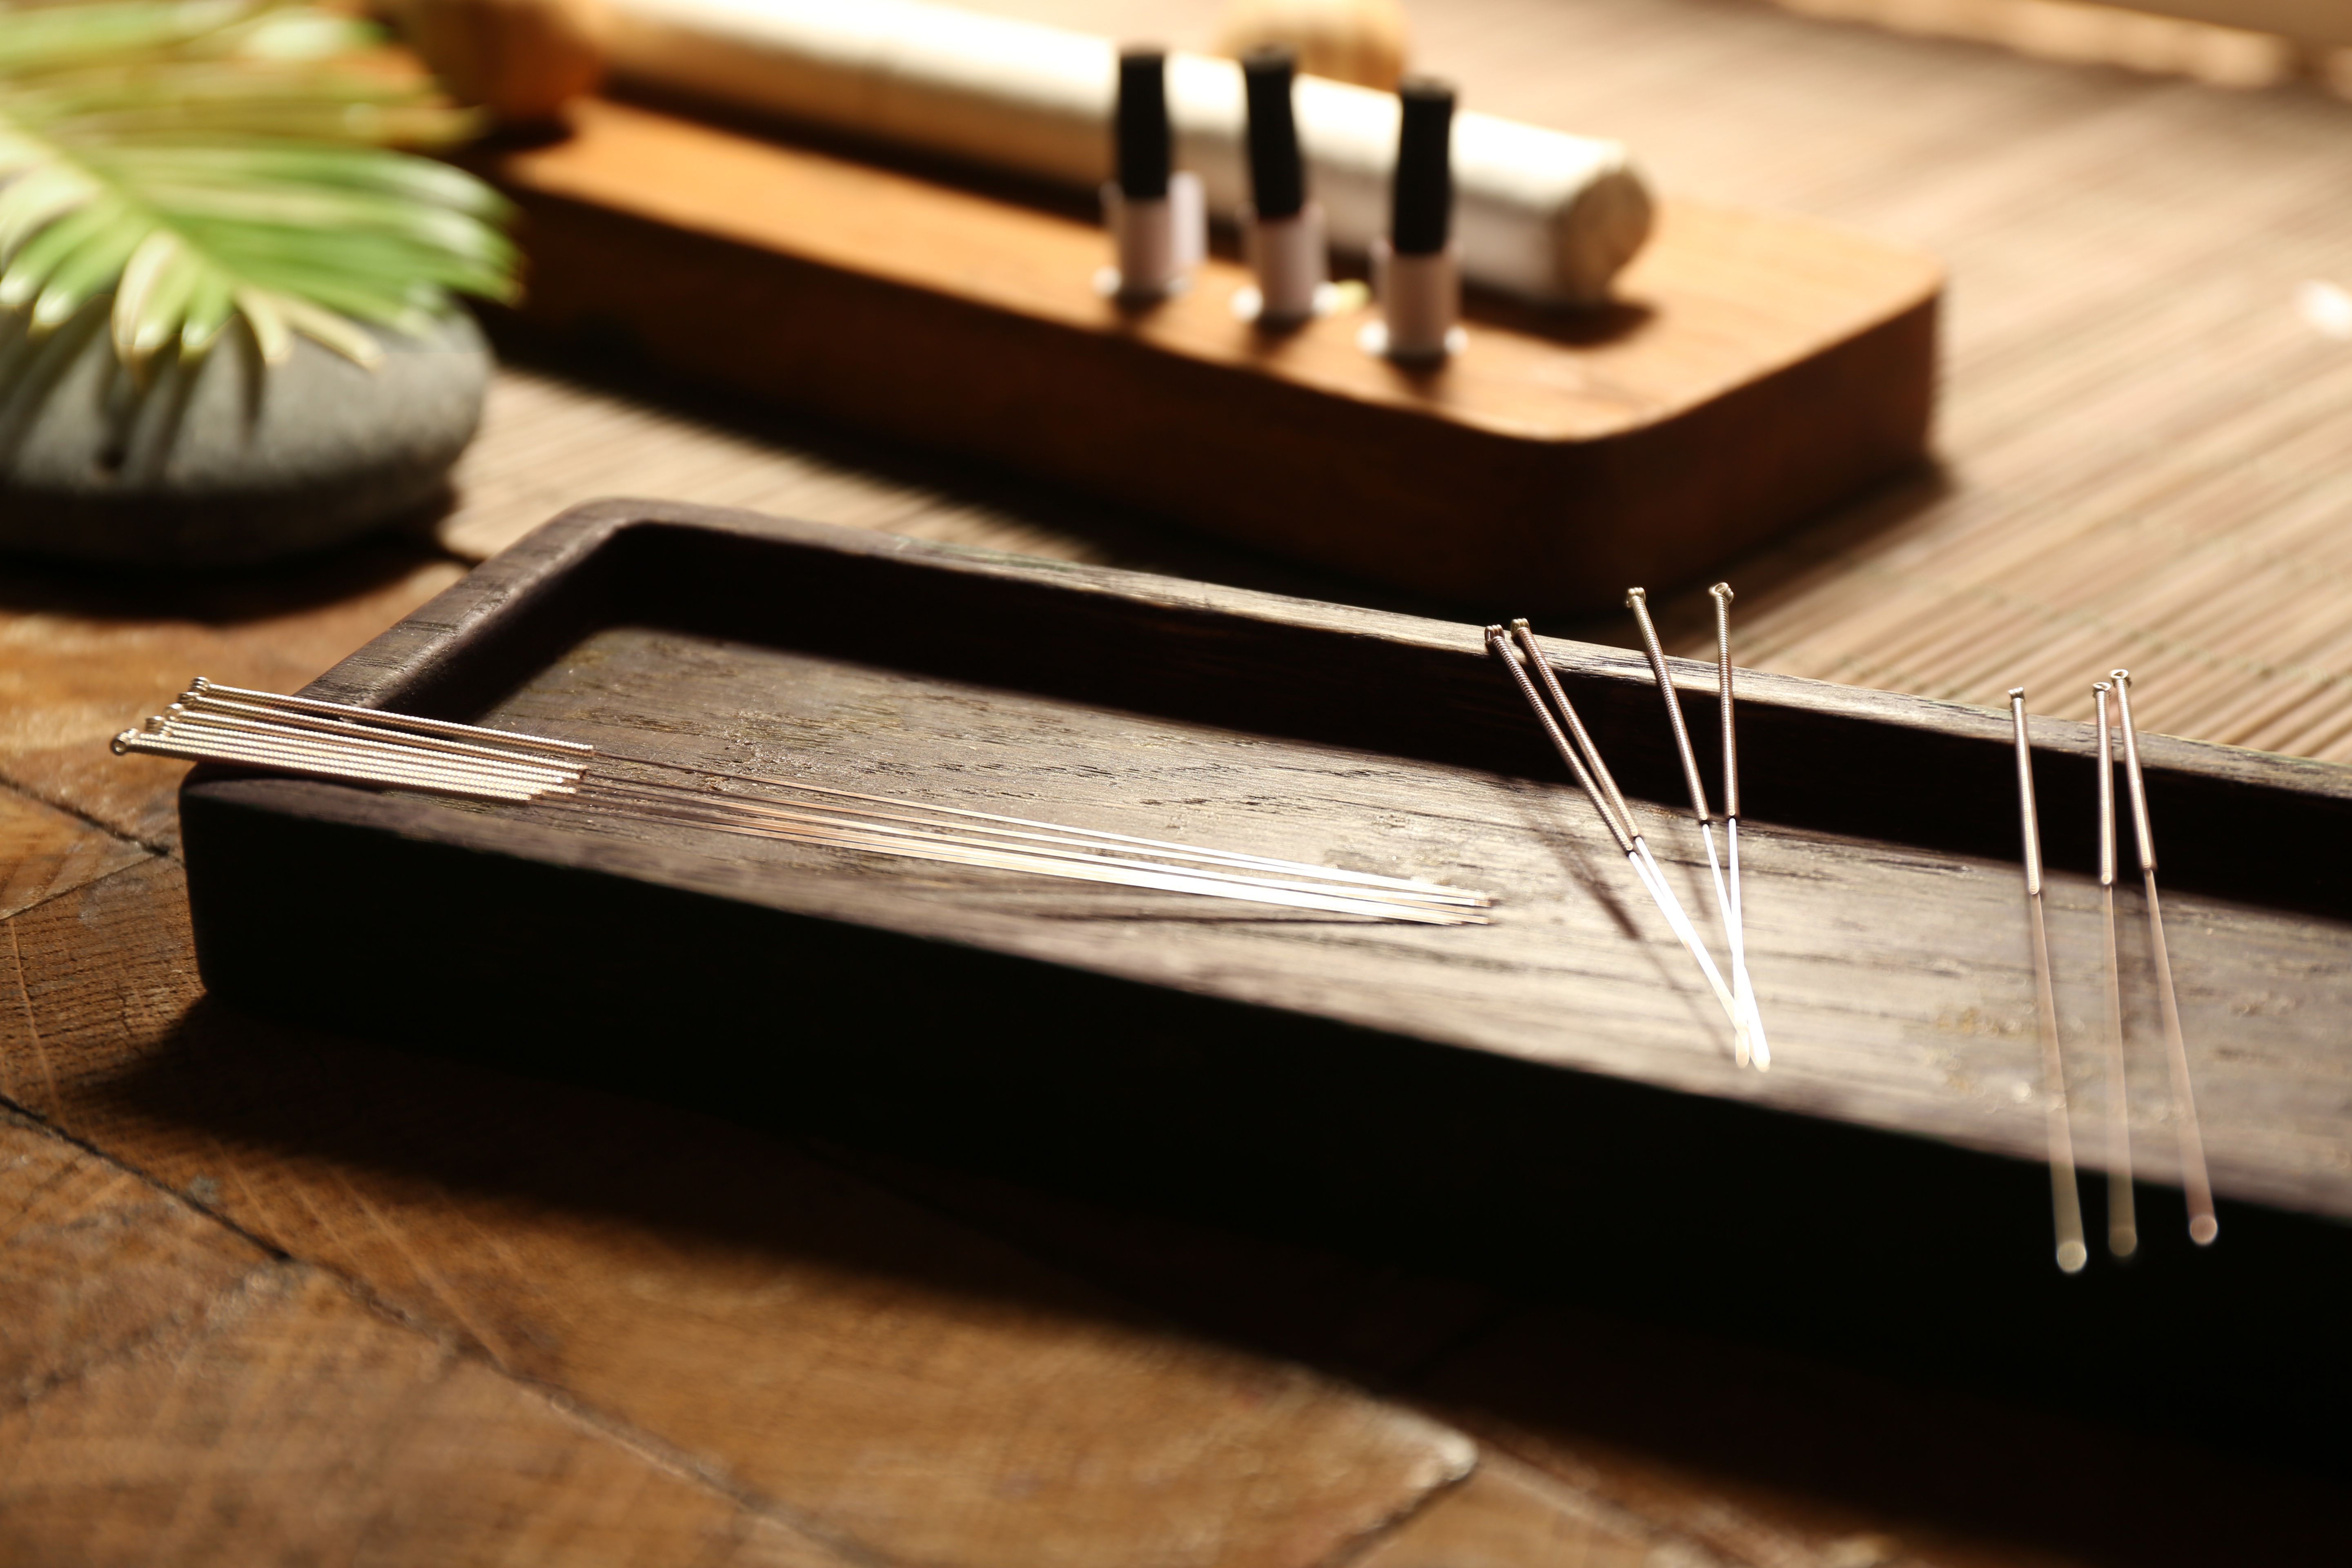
[125,677,1485,924]
[1489,625,1746,1049]
[2093,682,2137,1258]
[1625,588,1755,1067]
[2011,688,2088,1274]
[1708,584,1767,1071]
[2110,670,2218,1245]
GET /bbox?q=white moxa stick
[599,0,1655,304]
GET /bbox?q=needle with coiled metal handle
[1489,621,1748,1053]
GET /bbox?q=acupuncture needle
[593,749,1471,900]
[583,773,1487,907]
[1490,623,1748,1048]
[1708,583,1768,1072]
[2110,670,2218,1245]
[1627,587,1768,1069]
[114,724,547,804]
[162,708,577,788]
[172,686,1486,905]
[127,686,1483,923]
[186,677,593,757]
[2010,689,2088,1274]
[146,717,574,794]
[1504,621,1744,1042]
[564,777,1486,917]
[176,691,579,774]
[541,789,1480,923]
[2093,682,2138,1257]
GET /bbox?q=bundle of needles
[117,680,1492,926]
[2009,670,2216,1273]
[1485,590,1769,1069]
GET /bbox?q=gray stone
[0,304,488,568]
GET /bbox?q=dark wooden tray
[178,499,2352,1466]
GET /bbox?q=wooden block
[487,97,1940,609]
[2,858,1479,1568]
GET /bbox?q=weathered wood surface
[0,1123,860,1568]
[0,791,144,924]
[205,499,2352,1224]
[0,543,466,853]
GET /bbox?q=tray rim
[280,496,2352,806]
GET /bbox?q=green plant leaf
[0,0,517,372]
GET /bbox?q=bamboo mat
[433,0,2352,760]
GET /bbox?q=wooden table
[6,2,2349,1563]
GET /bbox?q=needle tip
[2190,1214,2219,1245]
[1624,587,1647,606]
[1709,582,1733,601]
[2110,1227,2138,1258]
[2057,1240,2088,1273]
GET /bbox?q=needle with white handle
[2092,681,2138,1258]
[2011,688,2088,1274]
[1709,584,1768,1071]
[2110,670,2217,1246]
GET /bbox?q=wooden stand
[487,98,1942,610]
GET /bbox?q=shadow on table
[0,526,455,629]
[97,968,2352,1568]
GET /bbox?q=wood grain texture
[1350,1457,1655,1568]
[484,94,1938,610]
[0,547,466,852]
[2,856,1478,1568]
[0,1111,269,1416]
[0,788,147,924]
[0,1114,853,1568]
[0,1265,861,1568]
